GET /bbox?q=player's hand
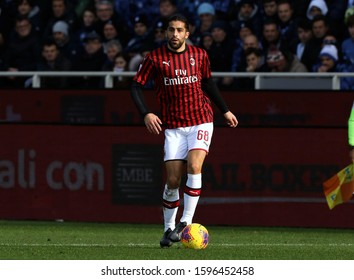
[144,113,162,134]
[224,111,238,128]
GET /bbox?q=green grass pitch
[0,220,353,260]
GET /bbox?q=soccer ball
[180,223,209,249]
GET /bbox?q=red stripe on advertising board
[0,90,352,127]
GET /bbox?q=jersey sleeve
[133,53,154,86]
[349,101,354,148]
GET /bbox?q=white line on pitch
[0,243,353,248]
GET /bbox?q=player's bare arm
[144,113,162,135]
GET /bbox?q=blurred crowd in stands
[1,0,354,89]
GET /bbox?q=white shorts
[164,122,214,161]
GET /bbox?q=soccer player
[130,13,238,247]
[349,101,354,163]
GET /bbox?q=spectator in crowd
[0,0,16,44]
[113,0,160,35]
[176,0,198,15]
[261,0,278,22]
[341,14,354,65]
[347,0,354,9]
[232,34,269,89]
[238,19,254,41]
[325,0,347,41]
[2,16,40,88]
[345,5,354,37]
[73,0,92,19]
[37,39,72,88]
[231,0,263,39]
[233,33,263,72]
[112,52,131,89]
[261,18,289,55]
[0,1,15,80]
[75,8,97,44]
[306,0,347,40]
[176,0,200,22]
[16,0,42,34]
[293,18,313,71]
[231,21,255,72]
[322,33,341,52]
[42,0,78,40]
[208,20,235,89]
[243,33,263,50]
[128,42,154,89]
[245,47,268,72]
[185,13,197,45]
[200,31,213,52]
[236,47,268,89]
[35,0,52,24]
[124,15,153,60]
[151,19,167,48]
[51,20,81,65]
[303,15,329,66]
[94,0,129,46]
[152,0,178,30]
[0,0,354,90]
[306,0,328,21]
[128,43,153,72]
[192,2,216,46]
[346,3,354,15]
[73,31,106,88]
[320,33,344,62]
[102,39,123,71]
[102,20,125,47]
[312,14,330,41]
[212,0,236,20]
[301,14,329,71]
[277,0,298,47]
[266,47,308,72]
[312,44,354,89]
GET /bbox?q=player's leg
[160,161,185,247]
[169,123,213,242]
[182,149,207,224]
[163,160,184,231]
[160,128,188,247]
[168,152,207,242]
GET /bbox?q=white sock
[162,184,179,232]
[181,173,202,225]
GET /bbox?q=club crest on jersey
[190,57,195,66]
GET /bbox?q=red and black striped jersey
[133,44,214,129]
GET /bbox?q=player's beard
[168,38,184,51]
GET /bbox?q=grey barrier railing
[1,71,354,90]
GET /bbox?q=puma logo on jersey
[162,60,170,67]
